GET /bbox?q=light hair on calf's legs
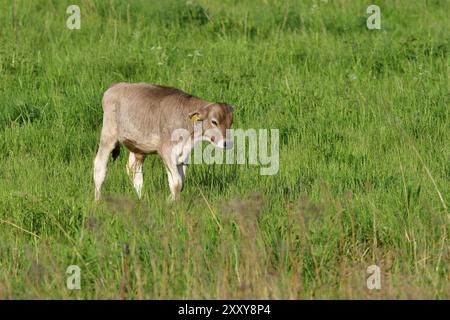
[93,103,118,201]
[93,139,116,201]
[126,152,145,199]
[161,149,184,201]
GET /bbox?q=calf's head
[189,102,234,149]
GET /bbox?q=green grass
[0,0,448,299]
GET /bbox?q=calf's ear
[189,111,201,122]
[188,104,210,121]
[218,102,233,113]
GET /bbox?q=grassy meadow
[0,0,449,299]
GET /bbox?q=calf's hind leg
[94,140,117,201]
[93,112,118,201]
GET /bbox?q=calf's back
[102,82,207,154]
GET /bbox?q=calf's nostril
[211,136,215,142]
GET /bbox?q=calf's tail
[111,142,120,161]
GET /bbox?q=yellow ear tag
[190,114,200,122]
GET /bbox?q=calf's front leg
[161,148,185,201]
[126,152,145,199]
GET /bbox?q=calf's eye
[211,120,218,126]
